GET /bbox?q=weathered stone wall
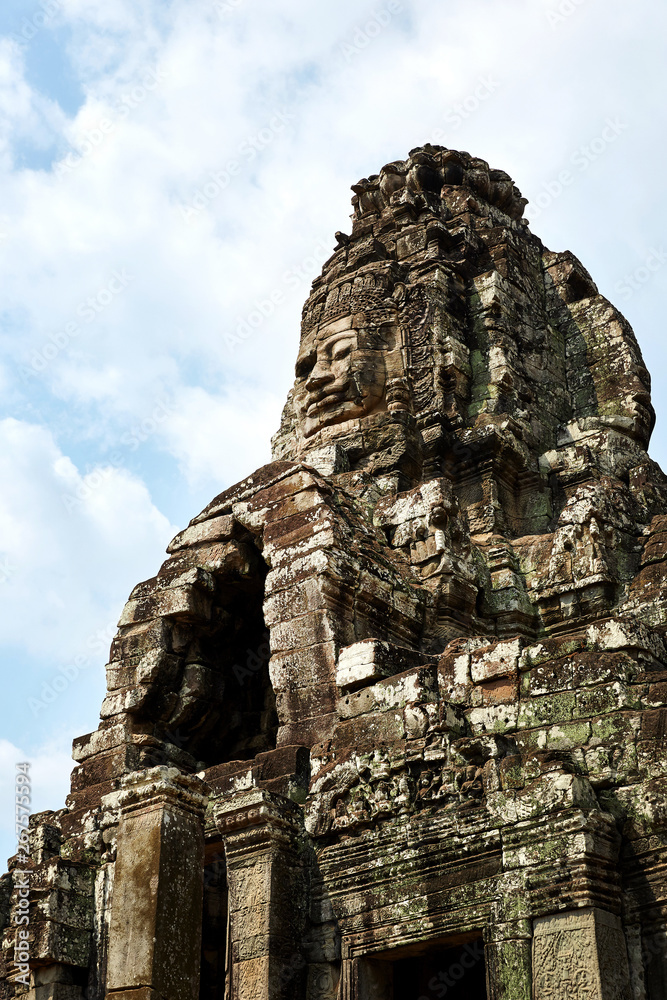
[3,146,667,1000]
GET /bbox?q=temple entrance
[392,937,487,1000]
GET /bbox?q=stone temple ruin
[2,144,667,1000]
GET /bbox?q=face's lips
[305,389,350,418]
[632,402,655,431]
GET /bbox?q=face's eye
[331,339,353,362]
[295,349,316,379]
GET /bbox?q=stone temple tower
[2,145,667,1000]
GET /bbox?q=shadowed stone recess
[3,145,667,1000]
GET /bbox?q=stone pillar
[485,880,532,1000]
[485,924,532,1000]
[533,909,632,1000]
[105,767,208,1000]
[339,957,391,1000]
[213,788,308,1000]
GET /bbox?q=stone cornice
[212,788,304,844]
[116,766,209,819]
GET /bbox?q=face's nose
[305,356,334,392]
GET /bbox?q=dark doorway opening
[200,855,228,1000]
[391,937,487,1000]
[159,537,279,769]
[644,928,667,1000]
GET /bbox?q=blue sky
[1,0,666,866]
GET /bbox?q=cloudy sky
[0,0,666,866]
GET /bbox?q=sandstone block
[336,639,432,692]
[166,514,238,553]
[533,909,631,1000]
[337,664,437,719]
[470,637,522,683]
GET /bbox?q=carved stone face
[293,317,388,440]
[623,382,654,445]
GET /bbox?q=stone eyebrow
[317,331,357,347]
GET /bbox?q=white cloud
[0,736,73,870]
[0,39,65,168]
[0,418,175,660]
[161,384,283,490]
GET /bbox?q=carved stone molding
[213,787,304,851]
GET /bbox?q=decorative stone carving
[293,311,397,442]
[533,909,632,1000]
[213,789,308,1000]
